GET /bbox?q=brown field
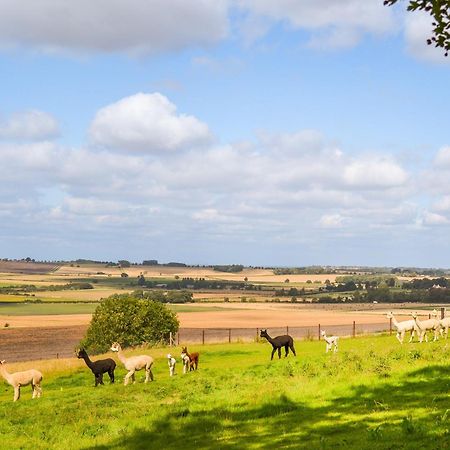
[0,260,60,274]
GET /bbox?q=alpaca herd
[387,310,450,344]
[2,309,449,401]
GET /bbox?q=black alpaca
[76,348,116,386]
[260,329,296,360]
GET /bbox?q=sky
[1,0,450,267]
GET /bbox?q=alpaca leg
[277,348,281,359]
[145,368,154,382]
[99,374,104,385]
[408,330,414,343]
[325,344,329,353]
[32,383,37,399]
[124,371,134,386]
[396,331,403,344]
[109,370,115,383]
[290,344,296,356]
[131,373,136,384]
[271,348,276,360]
[13,386,20,402]
[284,345,289,357]
[36,384,42,398]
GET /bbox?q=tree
[118,260,131,268]
[81,294,179,353]
[384,0,450,56]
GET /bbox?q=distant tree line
[213,265,244,273]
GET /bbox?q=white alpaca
[0,360,43,402]
[386,312,418,344]
[167,354,176,377]
[181,351,190,374]
[440,315,450,339]
[321,330,339,353]
[412,310,440,343]
[110,342,154,385]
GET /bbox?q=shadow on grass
[89,365,450,450]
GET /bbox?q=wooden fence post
[177,332,180,346]
[352,321,356,338]
[286,326,289,335]
[442,307,446,320]
[429,313,431,319]
[202,329,205,345]
[228,328,231,343]
[256,328,259,342]
[389,317,392,335]
[318,324,321,340]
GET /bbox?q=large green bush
[81,294,179,353]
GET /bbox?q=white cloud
[319,213,344,228]
[404,11,449,64]
[433,146,450,168]
[343,157,408,189]
[422,211,450,226]
[237,0,395,48]
[0,110,59,140]
[89,93,212,152]
[0,0,228,55]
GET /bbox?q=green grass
[1,335,450,449]
[0,303,98,315]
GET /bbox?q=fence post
[177,332,180,346]
[286,326,289,335]
[228,328,231,343]
[352,321,356,338]
[442,307,446,320]
[318,324,321,340]
[429,313,431,319]
[256,328,259,342]
[202,329,205,345]
[389,318,392,335]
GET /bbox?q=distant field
[0,261,60,274]
[0,303,98,316]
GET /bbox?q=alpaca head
[412,311,418,319]
[321,330,326,337]
[75,348,87,359]
[260,329,269,339]
[167,354,173,360]
[431,309,438,317]
[110,342,121,352]
[0,360,5,365]
[386,312,393,319]
[181,346,187,354]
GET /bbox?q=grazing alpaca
[386,312,418,344]
[412,310,440,343]
[321,330,339,353]
[76,348,116,386]
[110,342,154,385]
[180,347,199,372]
[440,315,450,339]
[0,360,42,402]
[167,354,176,377]
[259,329,296,360]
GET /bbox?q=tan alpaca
[110,342,153,385]
[0,360,43,402]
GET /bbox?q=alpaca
[180,347,199,372]
[259,329,296,360]
[440,316,450,339]
[412,310,440,343]
[321,330,339,353]
[386,312,418,344]
[167,354,176,376]
[0,360,42,402]
[76,348,116,386]
[110,342,154,385]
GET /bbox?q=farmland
[0,335,449,449]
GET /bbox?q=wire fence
[0,320,393,362]
[175,321,391,345]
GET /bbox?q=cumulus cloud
[319,213,344,228]
[89,93,212,152]
[236,0,395,48]
[0,110,59,140]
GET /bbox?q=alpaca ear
[0,360,5,364]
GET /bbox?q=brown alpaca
[181,347,199,372]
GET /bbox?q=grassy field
[0,335,449,449]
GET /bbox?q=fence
[175,321,391,345]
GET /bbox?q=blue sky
[1,0,450,267]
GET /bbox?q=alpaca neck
[117,348,127,364]
[82,353,94,370]
[413,316,423,329]
[0,365,13,384]
[390,315,400,328]
[264,334,275,345]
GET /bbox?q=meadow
[0,334,449,449]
